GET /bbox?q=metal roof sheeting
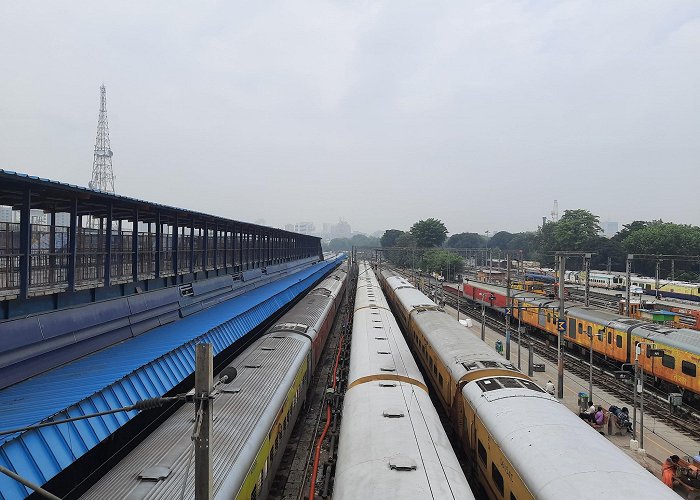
[0,256,343,500]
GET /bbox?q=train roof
[389,279,517,383]
[81,332,310,499]
[566,307,646,332]
[350,264,425,387]
[462,381,678,499]
[631,324,700,356]
[336,263,473,499]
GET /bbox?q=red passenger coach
[461,282,508,309]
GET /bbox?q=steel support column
[68,199,78,292]
[155,212,162,278]
[132,208,139,282]
[222,225,228,272]
[104,203,113,287]
[49,211,56,286]
[189,216,195,274]
[172,216,179,277]
[18,187,31,299]
[203,222,209,272]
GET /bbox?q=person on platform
[594,406,605,425]
[662,455,679,488]
[545,380,555,395]
[579,402,596,422]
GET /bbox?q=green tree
[612,220,651,243]
[386,232,418,267]
[380,229,404,247]
[623,223,700,278]
[410,218,448,248]
[540,209,602,254]
[422,249,464,279]
[506,232,538,259]
[323,234,379,252]
[446,232,485,248]
[488,231,514,249]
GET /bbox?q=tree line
[377,212,700,281]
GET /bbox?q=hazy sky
[1,1,698,236]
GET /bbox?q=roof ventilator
[139,465,172,481]
[178,283,194,297]
[389,456,417,471]
[383,408,405,418]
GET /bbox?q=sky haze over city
[1,1,698,236]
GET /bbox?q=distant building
[601,221,619,238]
[285,222,315,235]
[330,219,351,239]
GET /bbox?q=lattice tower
[550,199,559,222]
[88,85,115,193]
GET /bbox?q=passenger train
[556,269,700,301]
[380,268,676,500]
[458,280,700,404]
[334,262,473,499]
[79,263,347,500]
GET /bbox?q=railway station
[2,3,699,498]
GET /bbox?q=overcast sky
[1,1,698,236]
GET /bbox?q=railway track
[389,267,700,442]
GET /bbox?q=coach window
[438,373,444,386]
[578,323,583,335]
[478,440,487,464]
[547,312,551,323]
[510,494,518,500]
[492,464,505,496]
[607,331,612,344]
[616,335,623,348]
[662,354,675,370]
[682,361,697,377]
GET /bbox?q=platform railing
[0,221,320,300]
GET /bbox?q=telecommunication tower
[88,85,115,193]
[550,199,559,222]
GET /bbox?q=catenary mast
[88,85,115,193]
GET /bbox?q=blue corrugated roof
[0,257,343,499]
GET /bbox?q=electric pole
[505,252,511,360]
[557,254,565,399]
[194,343,213,500]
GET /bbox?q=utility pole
[557,254,566,399]
[488,248,492,283]
[457,276,461,322]
[505,253,511,360]
[625,255,633,317]
[89,85,116,193]
[584,253,591,307]
[655,259,661,299]
[671,259,675,281]
[194,343,213,500]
